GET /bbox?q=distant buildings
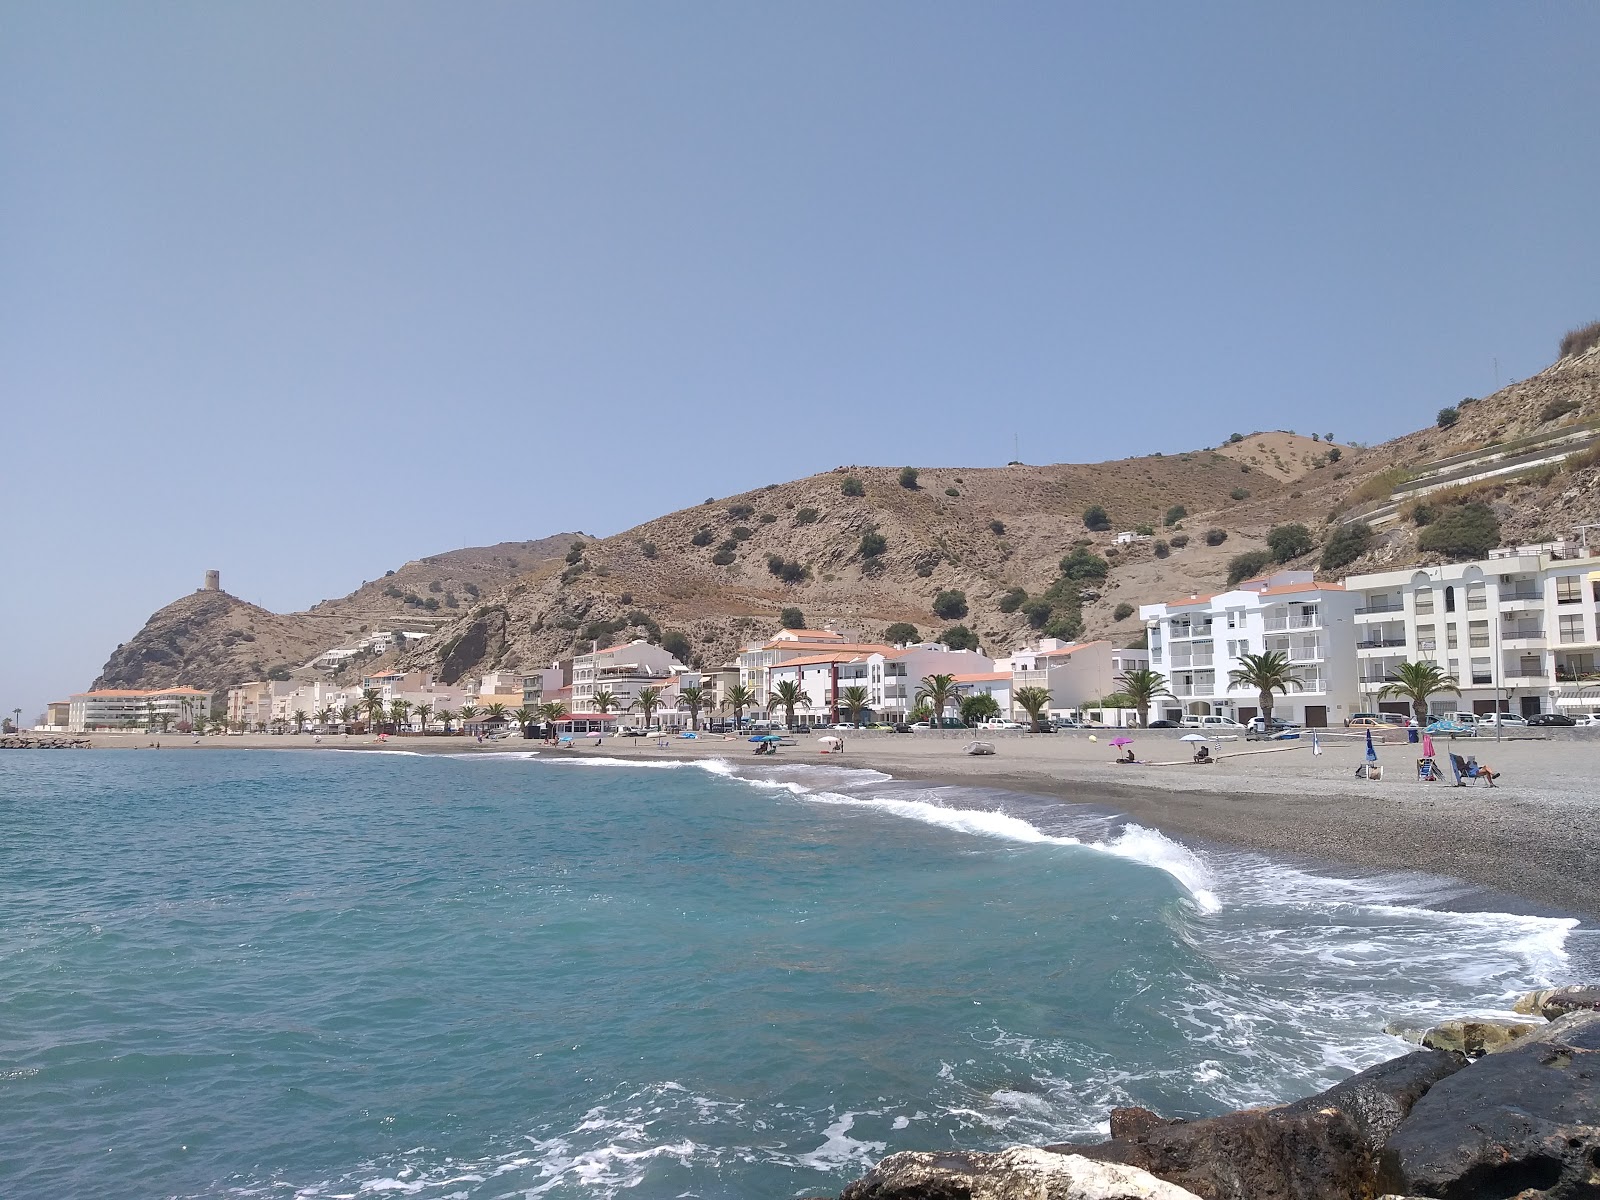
[67,687,211,732]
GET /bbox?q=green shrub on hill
[1417,503,1500,560]
[1226,551,1273,586]
[1320,521,1373,572]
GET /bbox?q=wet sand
[72,727,1600,922]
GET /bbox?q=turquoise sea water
[0,749,1584,1199]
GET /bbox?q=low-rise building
[571,640,687,717]
[997,640,1151,721]
[69,687,211,732]
[1140,571,1358,726]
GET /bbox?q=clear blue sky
[3,2,1597,721]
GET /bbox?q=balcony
[1355,602,1403,616]
[1356,637,1407,650]
[1170,683,1213,698]
[1500,631,1547,649]
[1500,592,1543,610]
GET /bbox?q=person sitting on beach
[1192,745,1212,764]
[1118,749,1136,764]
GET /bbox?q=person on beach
[1193,745,1212,764]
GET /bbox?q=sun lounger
[1449,753,1497,787]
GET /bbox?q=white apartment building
[227,680,298,729]
[1141,571,1359,727]
[522,666,568,708]
[1344,544,1600,719]
[994,640,1151,721]
[571,640,687,716]
[761,643,996,725]
[69,687,211,732]
[736,629,871,704]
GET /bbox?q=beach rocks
[1378,1009,1600,1199]
[1408,1018,1542,1058]
[837,1146,1205,1200]
[1514,984,1600,1021]
[1054,1050,1466,1200]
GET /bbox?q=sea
[1,749,1591,1199]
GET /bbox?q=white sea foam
[797,1113,888,1171]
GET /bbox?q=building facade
[1141,571,1359,726]
[1344,545,1600,718]
[69,687,211,732]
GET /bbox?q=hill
[90,536,588,697]
[396,341,1599,684]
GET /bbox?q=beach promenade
[71,727,1600,921]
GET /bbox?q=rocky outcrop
[1386,1018,1543,1058]
[1056,1051,1466,1200]
[837,1147,1205,1200]
[1378,1009,1600,1200]
[1515,985,1600,1022]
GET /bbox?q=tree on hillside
[914,674,961,728]
[883,622,919,645]
[1266,523,1315,563]
[779,607,806,629]
[898,467,919,489]
[1417,503,1500,561]
[959,693,1001,726]
[1378,661,1460,726]
[941,625,980,651]
[1116,667,1172,729]
[840,686,871,726]
[932,590,967,620]
[841,476,865,497]
[1320,521,1373,572]
[1164,505,1186,527]
[1227,550,1273,586]
[1083,505,1111,531]
[1228,651,1303,731]
[769,680,803,731]
[1013,686,1052,732]
[1437,407,1460,428]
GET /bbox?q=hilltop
[91,536,588,697]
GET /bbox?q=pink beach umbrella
[1422,732,1435,758]
[1110,737,1133,747]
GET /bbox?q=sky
[3,2,1598,721]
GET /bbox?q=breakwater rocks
[827,987,1600,1200]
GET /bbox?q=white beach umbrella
[1179,733,1209,742]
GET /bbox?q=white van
[1181,714,1245,730]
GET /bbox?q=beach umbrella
[758,734,782,742]
[1179,733,1208,742]
[1422,732,1435,758]
[1365,728,1377,762]
[1110,737,1133,747]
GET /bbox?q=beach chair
[1448,753,1496,787]
[1416,757,1441,782]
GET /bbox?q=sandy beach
[59,726,1600,922]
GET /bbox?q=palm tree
[634,687,663,730]
[484,702,509,729]
[1013,685,1053,732]
[458,704,481,727]
[314,706,335,731]
[592,690,618,716]
[914,674,961,728]
[770,680,803,731]
[725,683,755,730]
[514,706,538,734]
[1378,660,1461,727]
[361,688,385,732]
[413,703,434,733]
[340,703,358,729]
[537,701,567,737]
[390,698,414,732]
[436,707,457,734]
[678,686,705,731]
[292,708,308,734]
[178,699,195,732]
[960,692,1001,726]
[839,685,871,726]
[1228,651,1303,731]
[1116,667,1172,729]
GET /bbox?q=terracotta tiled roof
[1259,582,1345,595]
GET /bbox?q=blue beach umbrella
[1365,728,1377,762]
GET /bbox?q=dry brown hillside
[400,342,1600,683]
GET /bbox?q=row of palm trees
[1109,653,1472,730]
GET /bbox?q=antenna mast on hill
[1014,432,1019,463]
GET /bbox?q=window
[1465,586,1486,612]
[1447,625,1459,650]
[1556,575,1581,604]
[1470,658,1492,685]
[1468,621,1489,649]
[1559,614,1585,644]
[1414,589,1434,614]
[1416,623,1436,651]
[1444,586,1455,613]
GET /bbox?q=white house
[1140,571,1359,727]
[995,640,1150,720]
[571,640,687,717]
[1343,543,1600,719]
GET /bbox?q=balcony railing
[1500,590,1542,603]
[1357,638,1407,649]
[1170,684,1212,698]
[1355,602,1404,615]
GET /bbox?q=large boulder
[1513,985,1600,1021]
[1378,1009,1600,1199]
[837,1146,1205,1200]
[1051,1051,1466,1200]
[1419,1019,1542,1058]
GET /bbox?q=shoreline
[51,729,1600,925]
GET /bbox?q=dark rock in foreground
[1058,1051,1466,1200]
[837,1147,1204,1199]
[1378,1009,1600,1200]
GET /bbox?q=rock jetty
[826,986,1600,1200]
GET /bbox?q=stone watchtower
[203,570,220,592]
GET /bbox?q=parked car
[1246,716,1300,734]
[982,719,1027,730]
[1346,712,1405,728]
[1526,713,1576,727]
[832,722,859,731]
[1477,713,1528,728]
[1146,719,1181,729]
[891,723,913,734]
[1181,715,1245,730]
[1575,714,1600,728]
